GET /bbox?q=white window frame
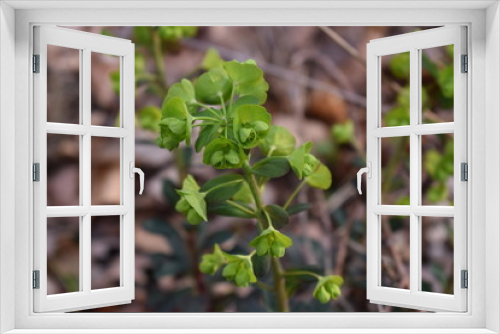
[1,1,499,333]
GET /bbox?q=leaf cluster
[158,57,339,305]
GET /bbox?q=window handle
[357,162,371,195]
[129,162,144,195]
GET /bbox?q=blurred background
[46,26,454,312]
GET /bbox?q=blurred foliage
[383,45,454,205]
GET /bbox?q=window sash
[32,26,136,313]
[366,26,467,312]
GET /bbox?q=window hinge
[461,54,468,73]
[33,270,40,289]
[33,163,40,182]
[461,270,468,289]
[461,162,468,181]
[33,54,40,73]
[33,55,40,73]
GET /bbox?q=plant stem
[271,257,289,312]
[204,180,244,195]
[283,179,307,209]
[226,200,256,216]
[243,161,289,312]
[283,270,322,279]
[243,162,264,213]
[195,116,220,122]
[152,29,168,94]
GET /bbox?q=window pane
[47,45,80,124]
[421,134,454,206]
[421,45,454,123]
[381,215,410,290]
[91,137,121,205]
[47,134,80,206]
[91,52,120,127]
[91,215,121,290]
[47,217,80,295]
[381,52,410,127]
[381,136,410,205]
[421,216,454,294]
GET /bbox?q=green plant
[158,58,343,311]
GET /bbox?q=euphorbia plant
[158,57,343,311]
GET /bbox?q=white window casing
[0,2,498,333]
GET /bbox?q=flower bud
[159,97,192,150]
[313,275,343,304]
[249,227,292,258]
[175,175,207,225]
[199,244,227,275]
[203,138,245,169]
[221,254,257,287]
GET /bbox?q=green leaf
[138,105,161,132]
[288,142,319,180]
[203,138,246,169]
[426,181,448,203]
[251,254,270,278]
[201,48,224,70]
[158,97,193,150]
[175,175,207,225]
[162,179,180,205]
[389,51,410,80]
[224,60,263,85]
[263,205,290,230]
[135,52,146,76]
[306,163,332,190]
[286,203,311,216]
[133,26,152,45]
[199,244,227,275]
[422,53,439,78]
[232,181,254,204]
[158,26,197,41]
[208,201,256,218]
[437,65,454,99]
[227,96,260,119]
[251,157,290,178]
[164,79,197,113]
[200,174,244,203]
[331,120,354,145]
[233,105,272,149]
[223,60,269,104]
[384,106,410,127]
[260,125,296,157]
[195,123,220,153]
[195,67,233,105]
[143,218,180,240]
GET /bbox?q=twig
[291,49,353,90]
[318,26,366,66]
[334,216,355,276]
[381,216,410,289]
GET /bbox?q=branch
[318,26,366,66]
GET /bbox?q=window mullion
[82,47,92,294]
[409,48,420,294]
